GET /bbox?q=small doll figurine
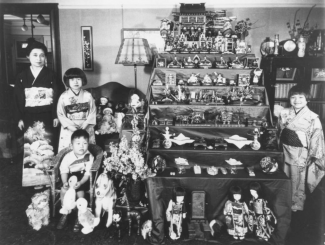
[130,94,142,113]
[95,108,117,135]
[187,73,200,86]
[248,182,277,241]
[202,74,213,86]
[26,190,50,230]
[253,68,263,86]
[166,187,187,240]
[223,186,249,240]
[96,96,109,121]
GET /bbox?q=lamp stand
[134,64,137,90]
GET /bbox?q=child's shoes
[57,214,68,230]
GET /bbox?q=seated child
[56,129,94,231]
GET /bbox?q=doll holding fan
[248,182,277,241]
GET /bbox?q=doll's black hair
[26,40,48,57]
[228,185,244,202]
[63,68,87,87]
[249,182,263,199]
[71,129,89,142]
[172,187,186,203]
[288,85,310,100]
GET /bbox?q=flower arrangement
[286,5,317,40]
[235,18,253,40]
[103,130,155,181]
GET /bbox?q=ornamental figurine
[216,56,228,69]
[166,187,187,240]
[202,74,213,86]
[200,56,212,68]
[223,186,249,240]
[187,73,201,86]
[95,107,117,135]
[248,182,277,241]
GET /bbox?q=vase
[125,178,142,207]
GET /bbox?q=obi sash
[65,102,90,120]
[25,87,53,107]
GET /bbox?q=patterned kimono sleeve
[57,94,76,128]
[223,200,232,215]
[308,118,325,170]
[84,93,96,126]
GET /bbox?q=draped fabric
[145,170,291,245]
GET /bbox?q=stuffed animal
[23,139,54,169]
[141,220,153,239]
[26,190,50,230]
[76,198,100,234]
[110,209,122,241]
[60,176,77,215]
[95,173,117,227]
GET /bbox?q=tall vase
[126,178,142,207]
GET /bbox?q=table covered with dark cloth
[145,169,291,245]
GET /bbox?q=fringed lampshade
[115,38,152,90]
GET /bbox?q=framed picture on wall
[81,26,93,71]
[311,68,325,81]
[276,68,297,81]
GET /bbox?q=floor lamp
[115,38,152,90]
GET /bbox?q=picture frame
[276,68,297,81]
[156,58,166,68]
[238,74,251,86]
[311,68,325,81]
[121,28,165,54]
[81,26,93,71]
[190,191,206,220]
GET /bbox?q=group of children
[14,41,324,234]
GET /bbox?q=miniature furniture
[48,144,103,217]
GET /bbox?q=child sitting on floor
[277,85,325,212]
[56,129,94,231]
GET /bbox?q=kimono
[278,106,325,210]
[223,200,249,239]
[57,89,96,151]
[166,200,186,240]
[248,197,277,241]
[13,67,58,187]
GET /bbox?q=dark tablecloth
[145,169,291,245]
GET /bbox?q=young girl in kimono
[57,68,96,151]
[14,41,59,187]
[277,85,325,211]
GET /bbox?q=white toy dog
[95,173,116,227]
[141,220,153,239]
[26,190,50,230]
[60,176,77,215]
[76,198,100,234]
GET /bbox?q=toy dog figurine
[60,176,77,215]
[141,220,153,239]
[95,173,117,228]
[76,198,100,234]
[26,190,50,230]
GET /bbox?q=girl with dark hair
[277,84,325,211]
[166,187,187,240]
[57,68,96,151]
[223,185,249,240]
[13,40,59,187]
[248,182,277,241]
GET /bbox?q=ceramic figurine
[200,56,212,68]
[187,73,200,86]
[95,173,116,228]
[162,127,174,149]
[215,73,226,85]
[250,128,261,150]
[26,190,50,230]
[223,186,249,240]
[110,209,122,241]
[253,68,263,86]
[248,182,277,241]
[141,220,153,239]
[168,56,182,68]
[166,187,187,240]
[202,74,213,86]
[76,198,100,234]
[130,94,142,113]
[216,56,228,69]
[60,176,77,215]
[152,155,167,173]
[231,56,244,69]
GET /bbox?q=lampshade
[115,38,152,65]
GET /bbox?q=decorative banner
[81,26,94,71]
